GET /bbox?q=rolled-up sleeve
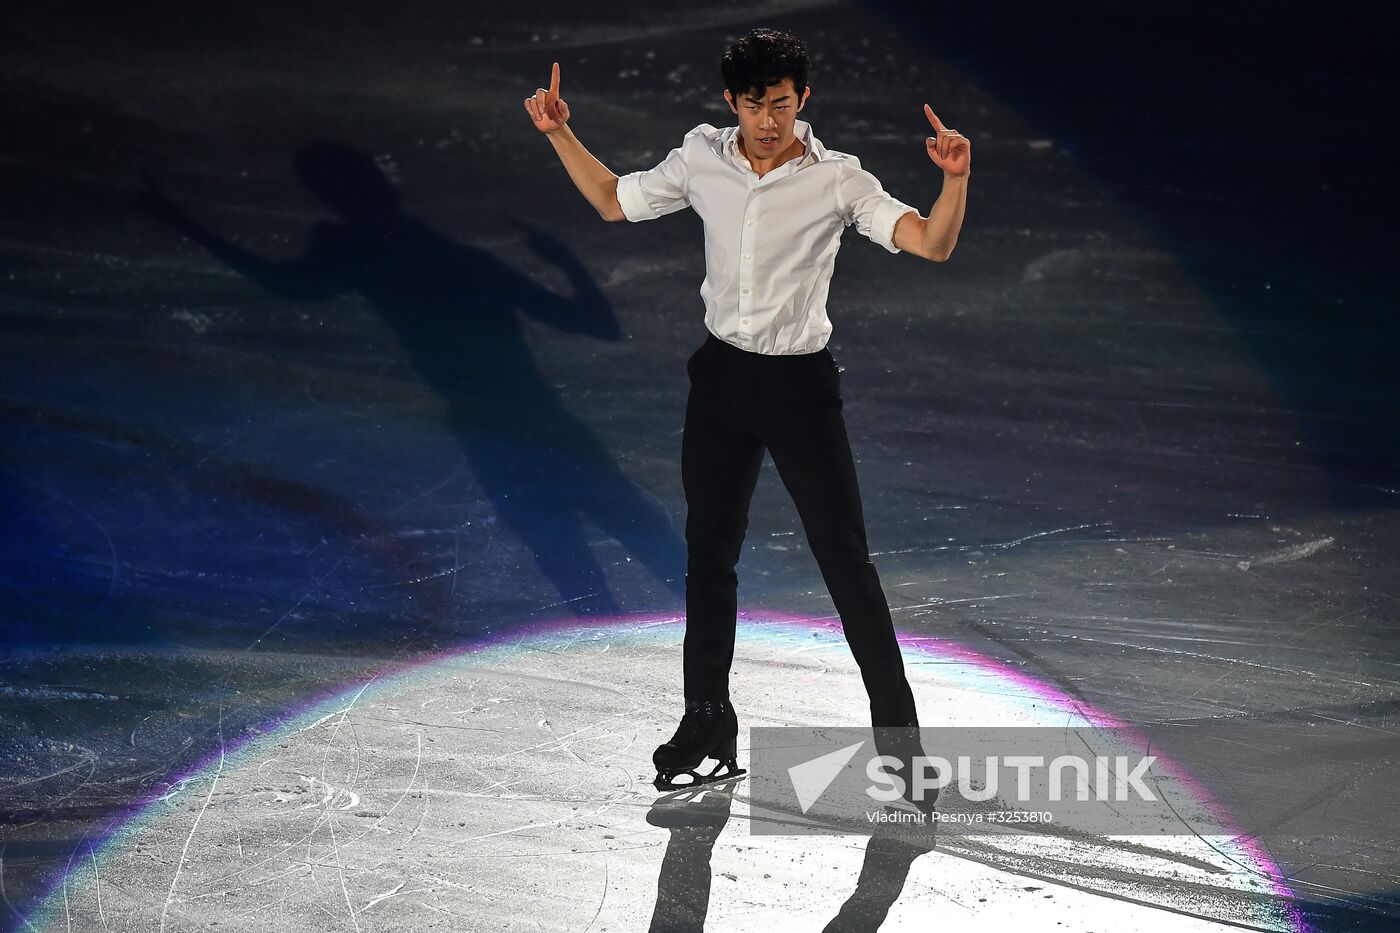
[616,124,711,222]
[838,159,919,253]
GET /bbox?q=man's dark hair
[721,27,809,102]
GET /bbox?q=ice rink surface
[2,1,1397,929]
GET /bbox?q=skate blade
[652,760,747,794]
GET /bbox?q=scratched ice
[30,616,1303,931]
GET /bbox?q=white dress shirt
[616,119,918,355]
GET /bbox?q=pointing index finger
[548,61,560,101]
[923,103,946,132]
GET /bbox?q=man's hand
[524,62,571,134]
[523,62,623,220]
[922,104,970,177]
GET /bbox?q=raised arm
[524,62,626,222]
[891,103,971,262]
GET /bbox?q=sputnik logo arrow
[787,741,866,813]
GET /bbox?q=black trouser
[680,332,918,728]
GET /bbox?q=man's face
[724,78,810,158]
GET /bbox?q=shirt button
[741,287,750,294]
[746,220,753,227]
[744,254,752,261]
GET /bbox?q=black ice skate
[872,724,940,817]
[652,698,747,791]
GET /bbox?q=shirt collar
[723,119,825,171]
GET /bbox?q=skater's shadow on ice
[819,827,938,932]
[140,142,686,615]
[646,783,936,930]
